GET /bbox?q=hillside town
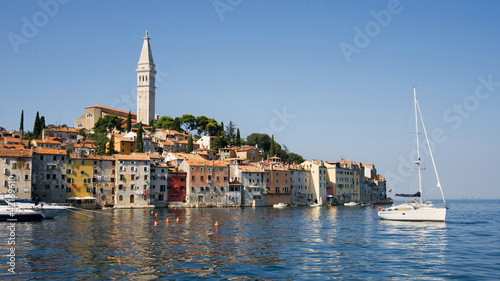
[0,31,389,209]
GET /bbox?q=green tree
[93,115,122,134]
[225,121,236,143]
[287,152,305,164]
[269,135,276,157]
[40,116,46,130]
[180,114,196,133]
[135,123,144,152]
[206,118,219,136]
[196,115,209,136]
[94,133,109,155]
[126,111,132,132]
[107,134,116,155]
[246,133,271,153]
[78,129,87,138]
[19,110,24,133]
[156,116,175,130]
[187,135,193,153]
[235,128,242,147]
[33,111,41,139]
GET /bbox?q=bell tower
[136,29,156,125]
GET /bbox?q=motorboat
[309,203,322,207]
[344,202,359,206]
[0,195,45,222]
[0,194,72,219]
[273,203,288,208]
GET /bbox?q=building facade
[136,30,156,125]
[0,148,32,198]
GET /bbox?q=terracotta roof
[115,153,150,161]
[184,159,228,167]
[86,105,137,117]
[43,127,79,133]
[0,148,32,157]
[237,146,256,152]
[237,165,264,173]
[3,137,21,143]
[146,152,163,159]
[33,148,67,155]
[2,144,25,150]
[82,155,116,161]
[33,139,61,145]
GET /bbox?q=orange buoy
[176,217,180,222]
[166,218,170,224]
[154,221,158,226]
[214,221,220,227]
[150,210,154,214]
[128,213,131,216]
[378,206,383,211]
[233,206,237,209]
[155,213,158,217]
[174,207,177,210]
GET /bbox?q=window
[26,163,30,169]
[12,163,17,169]
[276,179,279,183]
[191,167,195,171]
[158,195,164,201]
[81,160,85,165]
[81,171,85,175]
[200,176,204,182]
[192,176,195,182]
[46,174,50,179]
[151,168,156,173]
[119,195,123,201]
[52,174,56,180]
[275,187,279,193]
[160,185,166,192]
[144,175,148,180]
[25,175,29,180]
[208,175,212,180]
[181,178,185,182]
[66,188,71,193]
[151,185,155,189]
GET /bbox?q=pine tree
[19,110,24,133]
[135,123,144,152]
[126,111,132,132]
[40,116,46,130]
[107,134,116,155]
[33,112,41,139]
[187,134,193,153]
[269,135,275,157]
[236,128,241,147]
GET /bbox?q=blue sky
[1,0,499,199]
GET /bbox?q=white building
[136,30,156,125]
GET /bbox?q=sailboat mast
[414,87,423,204]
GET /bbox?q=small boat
[0,195,45,222]
[0,195,72,219]
[344,202,359,206]
[273,203,288,208]
[309,203,322,207]
[378,87,448,222]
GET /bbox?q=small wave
[447,220,487,225]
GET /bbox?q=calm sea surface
[1,200,499,280]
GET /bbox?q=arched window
[118,195,123,201]
[200,187,204,192]
[221,187,224,192]
[130,195,135,203]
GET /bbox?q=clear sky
[1,0,499,199]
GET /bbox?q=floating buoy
[155,213,158,217]
[176,217,180,222]
[233,206,237,209]
[150,210,154,214]
[128,213,131,216]
[174,207,177,210]
[378,206,383,211]
[154,221,158,226]
[166,218,170,224]
[214,221,220,227]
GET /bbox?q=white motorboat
[309,203,322,207]
[0,194,72,219]
[378,87,448,222]
[344,202,359,206]
[273,203,288,208]
[0,195,45,222]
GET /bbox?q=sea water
[1,200,499,280]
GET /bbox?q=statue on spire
[145,29,149,38]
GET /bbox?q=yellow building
[113,134,135,155]
[66,155,95,205]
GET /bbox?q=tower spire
[137,30,156,125]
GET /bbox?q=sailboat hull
[378,205,446,222]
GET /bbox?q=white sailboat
[378,87,448,222]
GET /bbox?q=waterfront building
[149,162,168,207]
[88,155,116,208]
[230,163,266,207]
[179,159,229,207]
[301,160,327,205]
[0,148,32,198]
[66,155,96,207]
[115,154,151,208]
[32,148,68,203]
[167,166,187,205]
[290,165,311,206]
[263,157,291,205]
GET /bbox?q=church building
[75,31,157,130]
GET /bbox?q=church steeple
[136,29,156,125]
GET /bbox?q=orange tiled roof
[3,137,21,143]
[0,148,32,157]
[2,144,25,150]
[43,127,79,133]
[115,153,150,161]
[86,105,137,117]
[33,139,61,145]
[33,148,67,155]
[184,159,227,167]
[238,165,264,173]
[237,145,256,152]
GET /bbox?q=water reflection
[7,201,498,280]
